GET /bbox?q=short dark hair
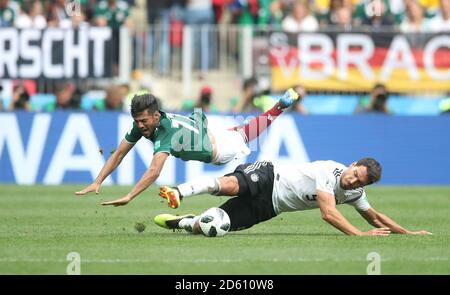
[356,157,382,184]
[373,83,387,91]
[130,93,160,117]
[243,77,258,90]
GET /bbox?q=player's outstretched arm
[358,208,432,235]
[316,190,391,236]
[75,139,134,196]
[101,152,169,206]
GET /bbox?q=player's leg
[156,163,276,234]
[153,211,213,235]
[177,175,240,197]
[186,166,276,233]
[218,197,258,231]
[161,196,259,234]
[160,162,256,208]
[230,88,300,143]
[208,88,300,165]
[222,160,278,229]
[209,127,251,165]
[154,213,197,231]
[159,175,242,208]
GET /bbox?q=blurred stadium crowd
[2,0,449,31]
[1,0,450,114]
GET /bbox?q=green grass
[0,185,449,274]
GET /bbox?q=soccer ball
[198,207,231,237]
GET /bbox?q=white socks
[177,177,221,198]
[179,216,200,233]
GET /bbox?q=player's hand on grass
[363,227,391,236]
[75,182,101,196]
[101,195,132,207]
[407,230,432,235]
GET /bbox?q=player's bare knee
[218,176,239,196]
[193,221,202,234]
[205,177,221,195]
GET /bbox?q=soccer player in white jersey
[155,158,431,236]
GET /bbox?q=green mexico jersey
[0,6,15,27]
[125,111,213,163]
[95,0,129,28]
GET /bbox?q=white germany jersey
[271,160,371,215]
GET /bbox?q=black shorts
[219,161,277,231]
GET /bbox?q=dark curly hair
[130,93,160,117]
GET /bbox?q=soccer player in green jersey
[75,89,300,206]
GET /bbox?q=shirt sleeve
[315,167,335,195]
[124,122,142,144]
[348,193,371,212]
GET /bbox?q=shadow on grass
[230,232,343,237]
[149,231,343,237]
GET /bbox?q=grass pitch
[0,185,449,274]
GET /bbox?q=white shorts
[210,129,250,165]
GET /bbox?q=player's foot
[154,214,195,230]
[159,186,182,209]
[278,88,300,109]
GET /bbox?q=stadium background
[1,0,449,275]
